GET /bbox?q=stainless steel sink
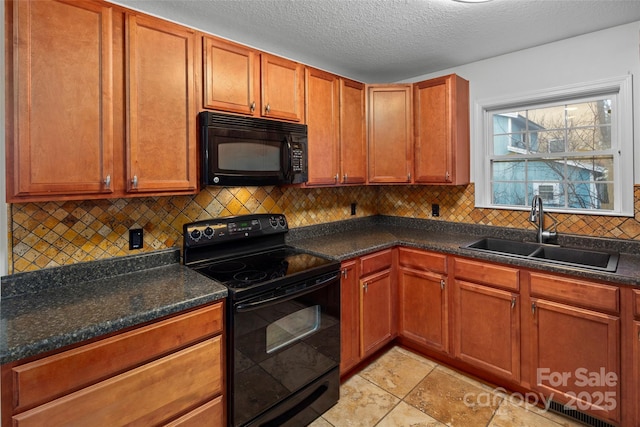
[462,237,619,272]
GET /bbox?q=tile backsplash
[7,184,640,273]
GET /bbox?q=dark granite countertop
[287,216,640,287]
[0,249,227,364]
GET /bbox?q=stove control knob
[204,226,214,238]
[278,217,286,228]
[269,216,279,228]
[190,229,202,241]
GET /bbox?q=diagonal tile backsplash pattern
[6,184,640,273]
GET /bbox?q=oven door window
[266,305,320,353]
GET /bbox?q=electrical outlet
[432,204,440,217]
[351,202,357,216]
[129,228,143,250]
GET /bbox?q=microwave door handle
[284,137,293,181]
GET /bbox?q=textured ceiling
[111,0,640,83]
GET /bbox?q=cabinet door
[203,36,260,115]
[126,14,198,194]
[361,269,395,357]
[261,54,304,122]
[7,0,114,200]
[305,68,340,186]
[339,79,367,184]
[367,85,413,183]
[340,260,360,375]
[398,266,448,353]
[634,321,640,427]
[530,298,620,424]
[454,280,520,383]
[414,74,469,185]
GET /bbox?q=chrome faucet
[529,195,558,244]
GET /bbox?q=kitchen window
[475,75,633,216]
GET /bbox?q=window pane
[493,181,526,206]
[565,156,613,181]
[534,130,565,153]
[530,182,564,208]
[567,182,613,210]
[528,160,565,182]
[492,160,525,181]
[568,127,611,151]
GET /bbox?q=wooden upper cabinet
[6,0,115,201]
[305,68,340,186]
[414,74,470,185]
[202,36,260,115]
[367,85,413,183]
[261,53,305,122]
[339,79,367,185]
[125,14,198,194]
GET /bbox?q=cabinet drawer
[13,303,223,411]
[13,337,222,427]
[634,289,640,319]
[453,258,519,291]
[398,247,447,274]
[529,272,619,313]
[165,395,224,427]
[360,249,393,276]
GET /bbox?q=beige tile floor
[311,346,585,427]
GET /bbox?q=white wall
[402,21,640,185]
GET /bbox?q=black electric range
[183,214,341,427]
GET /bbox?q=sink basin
[465,237,540,256]
[462,237,619,272]
[530,246,619,272]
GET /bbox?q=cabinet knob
[440,279,445,290]
[407,172,411,182]
[341,269,347,278]
[343,173,348,183]
[265,104,271,114]
[103,175,111,189]
[334,173,339,182]
[511,297,516,309]
[531,302,537,315]
[445,171,450,181]
[132,175,138,189]
[363,282,368,292]
[250,101,256,112]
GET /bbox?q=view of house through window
[489,95,618,212]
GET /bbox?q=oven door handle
[235,273,339,313]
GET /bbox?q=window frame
[473,75,633,217]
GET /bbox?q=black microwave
[200,112,308,186]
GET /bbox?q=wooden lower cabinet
[2,303,225,427]
[340,259,360,374]
[453,258,521,383]
[453,280,521,383]
[633,320,640,426]
[527,272,621,425]
[340,249,396,376]
[397,248,448,354]
[361,268,395,356]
